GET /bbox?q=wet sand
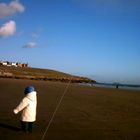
[0,78,140,140]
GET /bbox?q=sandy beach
[0,78,140,140]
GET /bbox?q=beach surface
[0,78,140,140]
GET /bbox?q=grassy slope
[0,66,95,83]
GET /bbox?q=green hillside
[0,66,95,83]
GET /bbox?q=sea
[79,83,140,91]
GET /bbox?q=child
[13,86,37,133]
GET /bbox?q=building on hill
[22,63,28,67]
[0,61,28,68]
[16,62,23,67]
[0,61,7,66]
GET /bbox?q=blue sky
[0,0,140,84]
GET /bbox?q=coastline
[79,82,140,91]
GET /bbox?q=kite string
[40,79,71,140]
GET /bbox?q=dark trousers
[20,121,34,132]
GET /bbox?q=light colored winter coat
[13,91,37,122]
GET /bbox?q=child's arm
[13,97,29,114]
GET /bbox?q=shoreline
[79,82,140,91]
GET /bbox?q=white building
[11,62,17,67]
[0,61,28,67]
[0,61,8,66]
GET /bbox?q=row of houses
[0,61,28,67]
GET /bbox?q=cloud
[23,42,37,48]
[0,20,16,38]
[0,0,25,18]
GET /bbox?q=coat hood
[26,91,37,101]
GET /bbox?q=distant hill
[0,66,96,83]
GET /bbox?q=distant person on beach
[13,86,37,133]
[116,84,119,89]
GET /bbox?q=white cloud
[23,42,37,48]
[0,20,16,38]
[10,0,24,12]
[0,0,25,18]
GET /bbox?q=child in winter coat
[13,86,37,133]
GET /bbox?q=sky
[0,0,140,84]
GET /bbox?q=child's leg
[28,122,34,133]
[20,121,28,132]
